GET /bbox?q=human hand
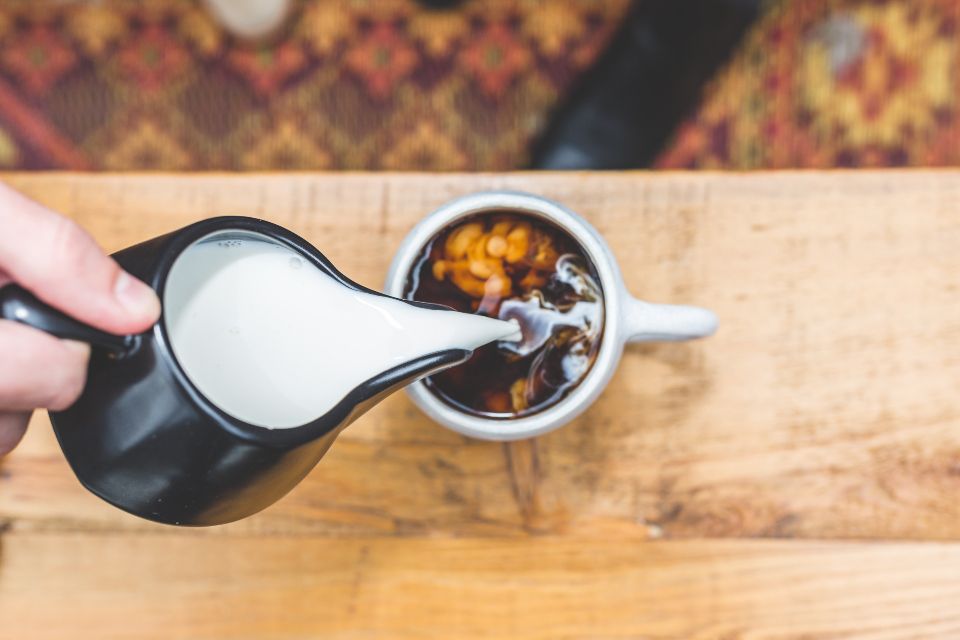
[0,183,161,455]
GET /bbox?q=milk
[164,234,520,428]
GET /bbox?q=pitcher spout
[334,346,473,425]
[327,298,520,426]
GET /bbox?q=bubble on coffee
[404,213,604,418]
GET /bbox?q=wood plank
[2,535,959,640]
[1,172,959,540]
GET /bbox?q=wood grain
[2,534,960,640]
[3,171,959,540]
[1,172,959,638]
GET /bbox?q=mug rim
[385,191,628,441]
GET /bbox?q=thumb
[0,411,29,456]
[0,183,160,335]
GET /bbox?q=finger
[0,183,160,335]
[0,411,30,456]
[0,320,90,411]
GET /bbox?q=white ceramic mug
[385,191,717,441]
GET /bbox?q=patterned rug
[659,0,960,168]
[0,0,628,170]
[1,0,957,170]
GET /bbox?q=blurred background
[0,0,955,171]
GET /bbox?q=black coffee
[404,212,604,418]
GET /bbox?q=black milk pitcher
[0,217,475,526]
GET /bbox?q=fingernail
[114,271,161,322]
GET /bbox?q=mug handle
[0,284,140,356]
[624,296,718,343]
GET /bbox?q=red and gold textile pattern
[658,0,960,169]
[0,0,629,170]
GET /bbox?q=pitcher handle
[625,296,718,343]
[0,284,140,357]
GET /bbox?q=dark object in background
[531,0,765,170]
[416,0,465,8]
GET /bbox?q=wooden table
[1,171,959,639]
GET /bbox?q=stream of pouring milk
[164,235,520,428]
